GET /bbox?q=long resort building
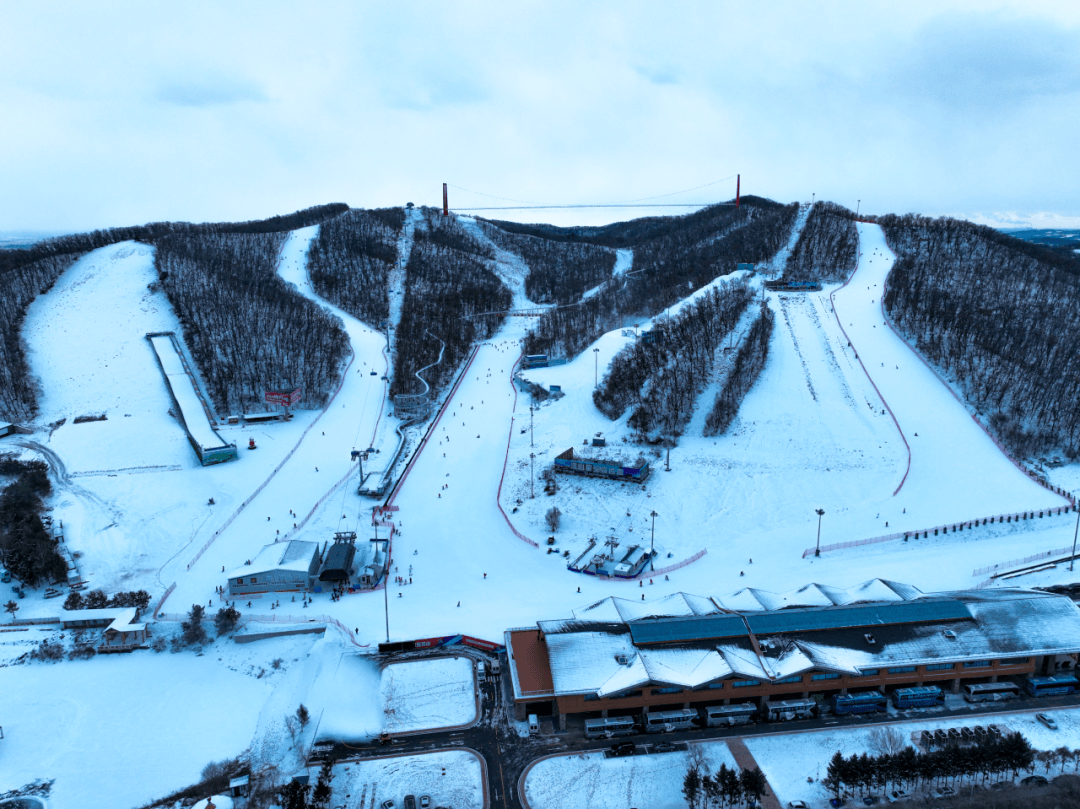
[505,581,1080,727]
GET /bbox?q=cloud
[155,76,267,107]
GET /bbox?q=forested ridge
[594,278,754,440]
[784,201,858,282]
[154,231,349,414]
[391,209,509,399]
[476,220,616,304]
[521,201,797,360]
[306,208,402,327]
[0,204,348,422]
[879,213,1080,458]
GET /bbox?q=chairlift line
[452,202,736,212]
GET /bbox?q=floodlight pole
[530,453,535,499]
[371,507,390,643]
[650,510,658,570]
[593,348,600,387]
[1071,496,1079,572]
[530,404,535,448]
[856,200,861,218]
[815,508,825,557]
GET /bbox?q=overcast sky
[3,1,1079,234]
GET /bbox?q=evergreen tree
[824,751,844,799]
[297,703,311,730]
[740,767,767,804]
[278,779,311,809]
[62,591,84,610]
[703,768,723,809]
[682,765,701,809]
[85,589,108,609]
[310,759,335,808]
[214,605,241,636]
[181,603,207,645]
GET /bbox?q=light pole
[593,347,600,387]
[530,404,535,448]
[856,200,861,218]
[814,508,825,557]
[530,453,535,499]
[1071,496,1079,572]
[812,193,815,206]
[650,510,658,570]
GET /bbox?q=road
[310,651,1080,809]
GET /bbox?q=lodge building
[505,580,1080,727]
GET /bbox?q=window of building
[811,673,841,681]
[999,657,1030,666]
[236,579,243,585]
[924,663,954,671]
[651,685,683,695]
[854,669,880,677]
[732,680,761,688]
[888,666,917,674]
[775,675,803,684]
[693,682,724,691]
[584,694,600,702]
[611,690,642,699]
[962,660,991,669]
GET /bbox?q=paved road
[312,656,1080,809]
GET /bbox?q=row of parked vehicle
[378,795,443,809]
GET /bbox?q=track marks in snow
[776,296,817,401]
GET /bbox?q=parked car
[789,802,808,809]
[420,797,430,809]
[861,796,880,805]
[1021,775,1048,787]
[885,790,909,803]
[828,798,846,808]
[404,795,416,809]
[653,742,677,753]
[611,742,636,757]
[933,786,955,799]
[1036,713,1058,730]
[379,801,394,809]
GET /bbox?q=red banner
[265,386,302,406]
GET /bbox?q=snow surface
[746,704,1080,806]
[524,743,738,809]
[380,656,477,733]
[0,628,316,809]
[10,213,1080,805]
[326,750,483,809]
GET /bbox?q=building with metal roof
[505,581,1080,727]
[227,540,322,597]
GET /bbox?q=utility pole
[530,404,535,448]
[1071,496,1079,572]
[856,200,861,218]
[815,508,825,557]
[650,510,658,570]
[812,193,815,206]
[530,453,535,499]
[593,348,600,387]
[665,439,671,472]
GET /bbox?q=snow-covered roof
[229,539,318,579]
[61,606,143,633]
[522,584,1080,698]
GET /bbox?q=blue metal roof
[746,599,973,636]
[628,599,973,646]
[630,614,748,645]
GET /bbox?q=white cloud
[0,0,1078,231]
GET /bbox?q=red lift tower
[443,183,449,216]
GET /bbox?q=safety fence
[496,351,540,548]
[973,545,1078,578]
[618,548,708,581]
[10,615,61,626]
[828,227,912,496]
[185,347,357,572]
[153,581,177,618]
[802,505,1076,558]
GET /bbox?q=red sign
[265,386,302,406]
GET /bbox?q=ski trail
[767,202,812,277]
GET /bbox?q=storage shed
[228,540,322,597]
